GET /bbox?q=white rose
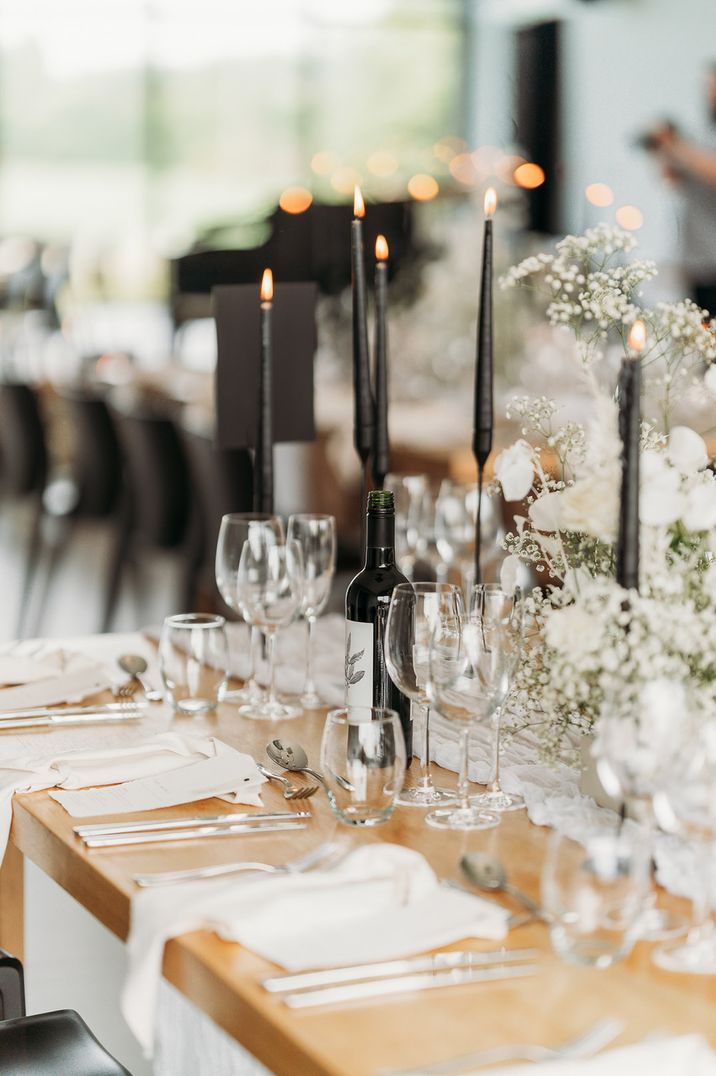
[705,365,716,397]
[544,603,603,658]
[641,452,685,526]
[683,482,716,531]
[494,441,534,501]
[667,426,708,474]
[528,490,563,532]
[499,553,521,593]
[558,472,619,543]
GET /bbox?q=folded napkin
[123,843,509,1055]
[493,1034,716,1075]
[0,732,264,858]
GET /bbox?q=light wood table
[1,699,715,1076]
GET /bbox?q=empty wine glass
[468,584,525,812]
[385,582,460,806]
[237,536,304,720]
[434,480,474,584]
[385,474,429,579]
[287,513,336,709]
[215,513,284,705]
[425,600,514,830]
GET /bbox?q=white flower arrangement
[495,225,716,767]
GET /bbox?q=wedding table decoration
[491,223,716,770]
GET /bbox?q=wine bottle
[345,489,412,758]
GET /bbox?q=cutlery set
[75,810,310,848]
[0,701,146,730]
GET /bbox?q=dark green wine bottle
[345,490,412,758]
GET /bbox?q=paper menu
[49,751,266,817]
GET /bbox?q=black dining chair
[103,403,194,631]
[0,949,131,1075]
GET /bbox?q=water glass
[215,513,284,705]
[159,613,228,714]
[542,827,650,968]
[287,513,336,709]
[320,707,406,826]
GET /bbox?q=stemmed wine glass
[425,595,518,830]
[236,535,304,720]
[468,584,525,812]
[434,480,475,585]
[385,582,460,807]
[215,513,284,704]
[287,513,336,709]
[385,474,429,579]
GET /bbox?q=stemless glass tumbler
[287,514,336,709]
[320,707,406,826]
[542,827,650,969]
[237,537,304,720]
[385,582,460,806]
[215,513,285,705]
[159,613,229,714]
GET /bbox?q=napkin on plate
[493,1034,716,1075]
[122,843,509,1055]
[0,732,265,857]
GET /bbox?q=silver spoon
[266,739,330,788]
[460,853,549,921]
[117,654,163,702]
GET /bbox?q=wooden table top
[6,697,716,1076]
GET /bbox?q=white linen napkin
[492,1035,716,1075]
[0,732,263,857]
[122,843,509,1055]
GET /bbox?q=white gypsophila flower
[683,483,716,531]
[494,440,535,501]
[667,426,709,474]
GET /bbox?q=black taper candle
[373,234,390,488]
[254,267,274,514]
[351,186,374,469]
[616,320,645,591]
[472,188,496,583]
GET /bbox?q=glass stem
[457,726,471,811]
[265,632,278,705]
[247,626,261,687]
[488,707,502,794]
[418,704,434,790]
[303,617,316,697]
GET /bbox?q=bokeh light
[278,186,313,214]
[367,151,398,177]
[514,162,545,189]
[311,150,339,176]
[616,204,644,230]
[407,174,439,201]
[449,153,477,185]
[585,182,614,207]
[331,166,362,194]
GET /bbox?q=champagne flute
[426,597,514,830]
[237,536,304,720]
[468,584,525,812]
[215,513,284,704]
[385,582,460,806]
[287,513,336,708]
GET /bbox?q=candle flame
[375,235,389,261]
[484,187,497,218]
[353,185,365,218]
[628,319,646,353]
[260,268,273,302]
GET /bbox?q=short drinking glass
[542,827,650,968]
[159,613,229,714]
[321,707,406,826]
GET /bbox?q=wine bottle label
[344,620,373,707]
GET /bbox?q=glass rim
[326,706,399,725]
[393,581,460,595]
[288,513,335,523]
[163,613,226,630]
[220,512,281,525]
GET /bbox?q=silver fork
[257,764,319,800]
[385,1018,624,1074]
[132,837,350,888]
[114,680,139,699]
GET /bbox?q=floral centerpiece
[492,224,716,770]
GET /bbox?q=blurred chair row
[0,382,253,638]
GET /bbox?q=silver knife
[83,820,308,848]
[0,711,144,731]
[282,963,538,1009]
[0,702,146,720]
[75,811,310,837]
[262,949,537,994]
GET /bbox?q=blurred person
[643,64,716,316]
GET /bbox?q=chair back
[0,383,48,496]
